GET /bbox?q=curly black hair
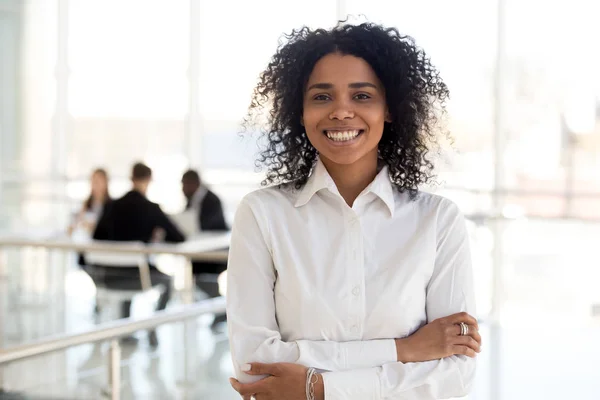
[243,23,449,198]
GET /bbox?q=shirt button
[352,286,360,296]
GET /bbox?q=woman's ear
[300,117,304,126]
[385,110,392,123]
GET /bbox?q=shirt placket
[346,209,365,340]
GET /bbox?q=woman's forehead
[307,53,381,87]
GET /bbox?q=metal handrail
[0,234,230,262]
[0,297,226,365]
[0,233,230,320]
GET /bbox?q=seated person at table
[88,162,186,322]
[68,168,112,266]
[69,167,112,236]
[181,169,228,326]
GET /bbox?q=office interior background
[0,0,599,399]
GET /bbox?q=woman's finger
[452,344,477,358]
[470,329,482,346]
[454,335,481,353]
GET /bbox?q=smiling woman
[229,23,480,400]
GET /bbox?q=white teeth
[325,130,361,142]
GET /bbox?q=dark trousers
[193,260,227,325]
[192,259,227,276]
[82,264,172,318]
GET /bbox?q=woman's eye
[314,94,330,101]
[354,93,371,100]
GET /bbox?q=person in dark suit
[90,163,186,326]
[181,169,228,327]
[182,169,228,236]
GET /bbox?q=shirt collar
[294,157,395,217]
[366,165,396,217]
[190,186,208,209]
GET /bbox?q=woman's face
[302,52,389,167]
[91,171,107,197]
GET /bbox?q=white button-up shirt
[189,186,208,228]
[227,158,476,399]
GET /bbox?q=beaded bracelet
[306,367,318,400]
[309,370,319,400]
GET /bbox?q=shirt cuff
[296,339,396,371]
[343,339,397,370]
[322,368,380,400]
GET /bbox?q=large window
[499,0,600,218]
[0,0,60,229]
[67,0,190,213]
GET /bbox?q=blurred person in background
[68,168,112,237]
[181,169,227,232]
[227,23,481,400]
[86,162,185,343]
[68,168,112,268]
[181,169,228,329]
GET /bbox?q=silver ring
[459,322,469,336]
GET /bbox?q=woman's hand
[230,362,324,400]
[395,312,482,363]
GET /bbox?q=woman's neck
[321,154,379,207]
[92,193,106,205]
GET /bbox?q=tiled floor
[1,247,600,399]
